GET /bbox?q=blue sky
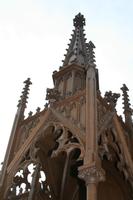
[0,0,133,162]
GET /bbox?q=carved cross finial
[73,13,85,28]
[87,41,96,65]
[121,84,133,128]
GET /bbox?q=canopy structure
[0,13,133,200]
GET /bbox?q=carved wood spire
[17,78,32,120]
[62,13,97,71]
[62,13,88,67]
[121,84,133,130]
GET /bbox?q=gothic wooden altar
[0,13,133,200]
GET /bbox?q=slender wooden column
[87,183,97,200]
[85,65,97,165]
[79,64,105,200]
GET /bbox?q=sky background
[0,0,133,163]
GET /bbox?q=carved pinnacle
[121,84,133,128]
[17,78,32,109]
[17,78,32,120]
[61,13,89,67]
[87,41,96,65]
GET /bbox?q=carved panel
[58,78,64,95]
[79,96,86,129]
[55,94,86,131]
[70,102,77,123]
[74,72,82,92]
[66,75,72,95]
[11,116,40,161]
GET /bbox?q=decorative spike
[59,66,63,70]
[44,103,49,108]
[121,84,133,129]
[36,107,41,113]
[28,111,33,117]
[53,70,57,74]
[88,41,95,48]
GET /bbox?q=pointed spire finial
[121,84,133,130]
[73,13,85,28]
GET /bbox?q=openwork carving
[48,123,85,159]
[6,163,52,200]
[5,145,53,200]
[98,128,133,184]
